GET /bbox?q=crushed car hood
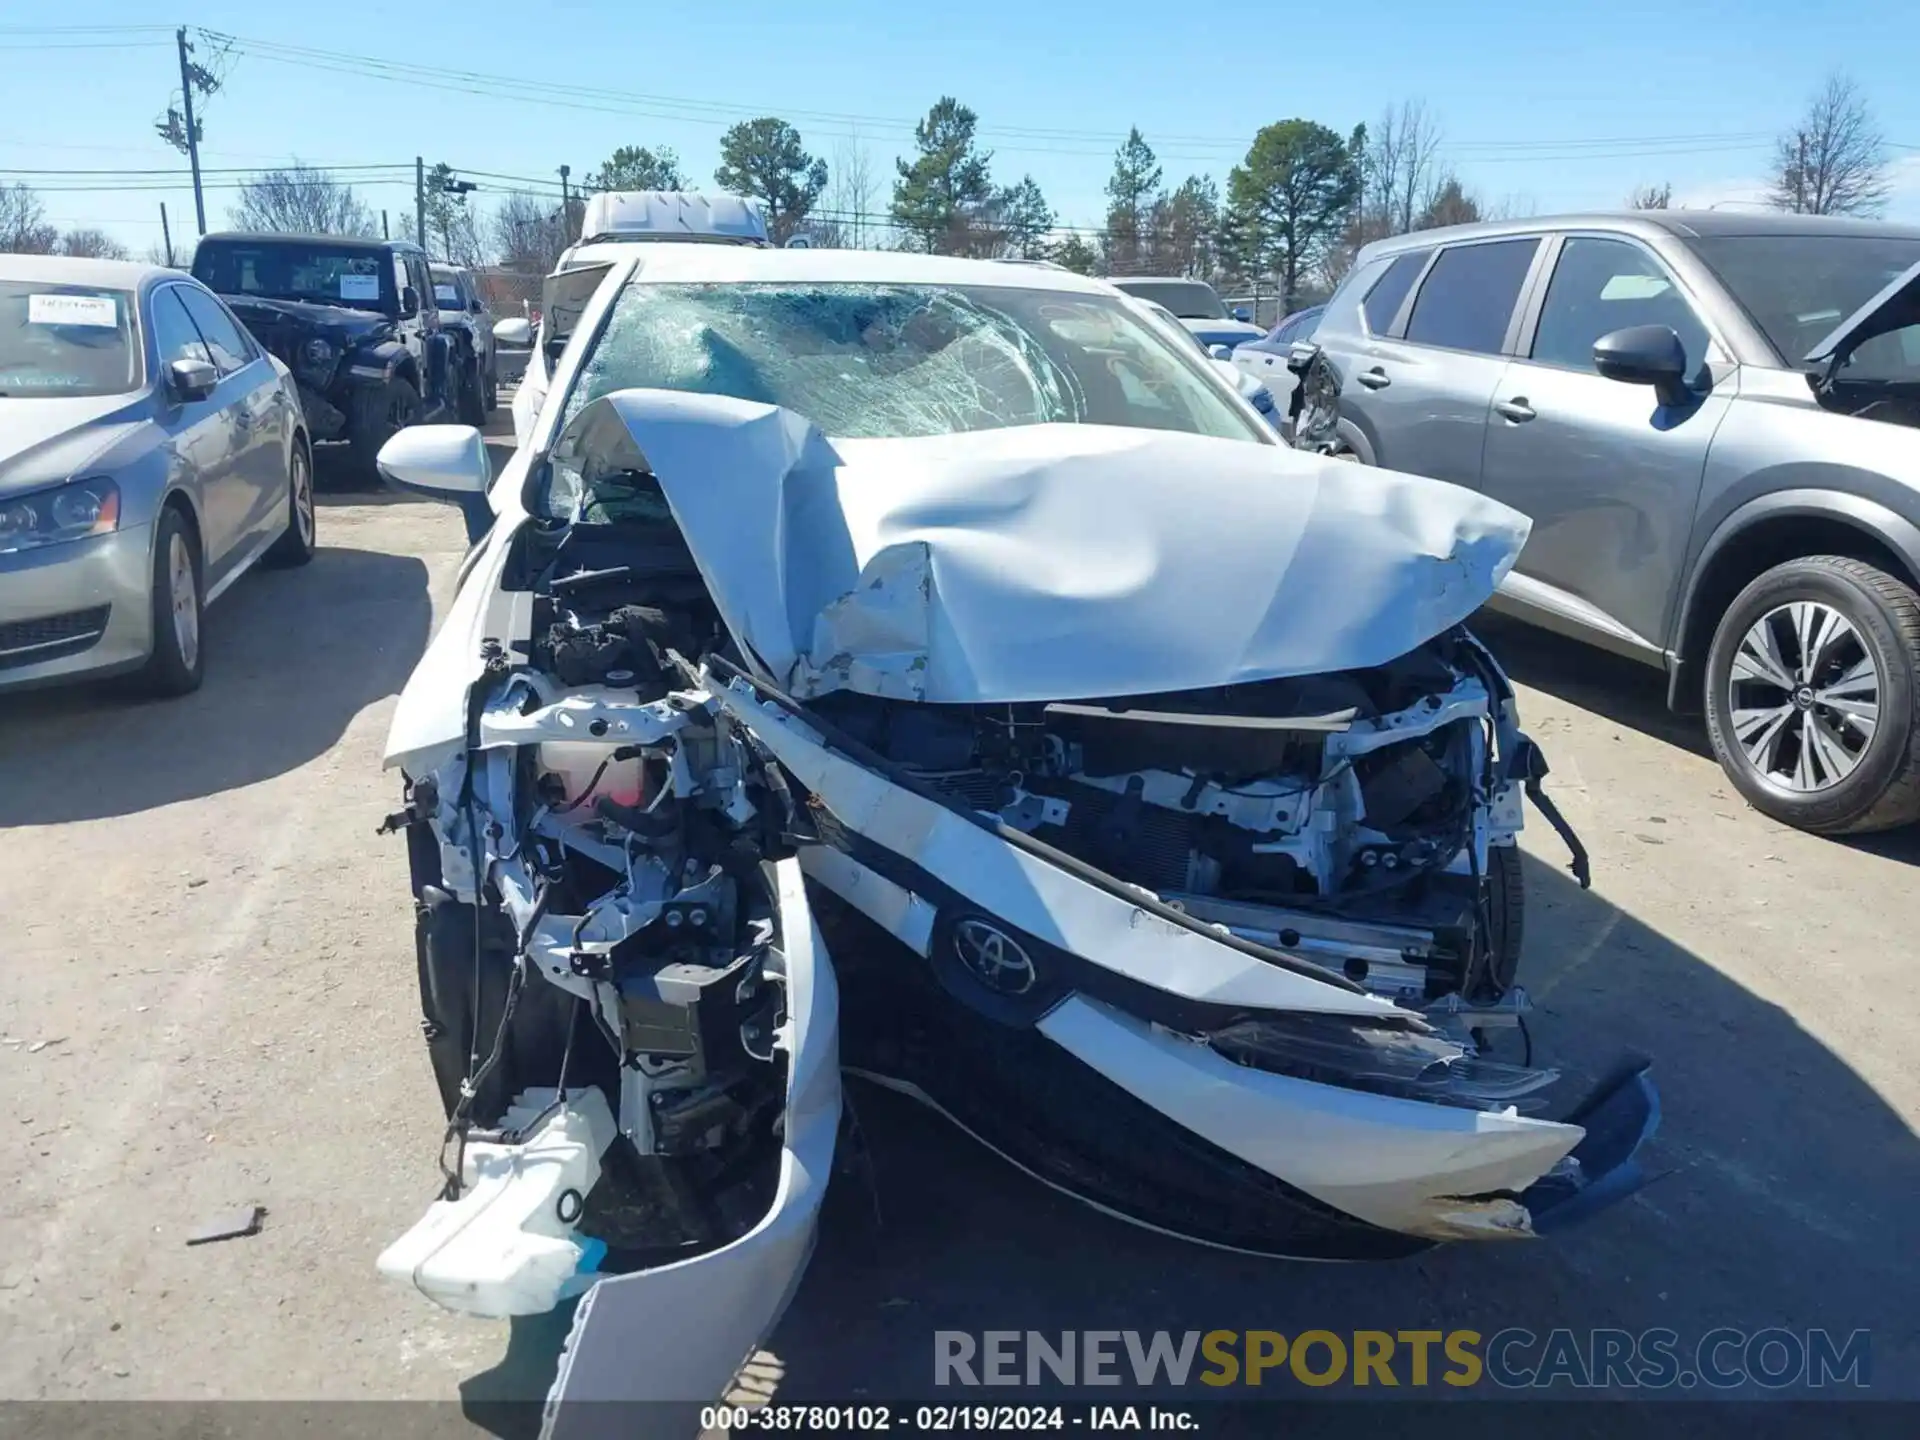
[552,389,1533,705]
[221,294,391,338]
[1804,257,1920,367]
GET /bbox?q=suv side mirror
[400,285,420,317]
[492,317,532,347]
[377,425,490,501]
[1232,306,1253,323]
[469,297,485,314]
[1594,324,1692,407]
[1208,343,1234,360]
[166,357,218,402]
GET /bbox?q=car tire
[482,360,498,415]
[348,375,422,480]
[456,355,486,427]
[1703,555,1920,835]
[263,440,317,568]
[134,507,205,698]
[1480,842,1525,998]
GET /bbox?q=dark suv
[191,233,476,476]
[1313,211,1920,835]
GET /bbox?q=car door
[148,284,249,575]
[175,284,287,560]
[1347,237,1545,490]
[1479,233,1736,658]
[405,253,448,408]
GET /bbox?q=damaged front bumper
[373,391,1658,1415]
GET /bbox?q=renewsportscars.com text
[934,1328,1871,1390]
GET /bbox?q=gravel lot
[2,407,1915,1429]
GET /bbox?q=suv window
[175,286,253,375]
[1363,251,1428,335]
[407,255,435,314]
[150,287,212,370]
[1531,237,1711,376]
[1404,239,1540,354]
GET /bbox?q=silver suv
[1315,210,1920,835]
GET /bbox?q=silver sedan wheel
[292,445,314,547]
[169,531,199,672]
[1727,600,1879,792]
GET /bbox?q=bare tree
[1361,101,1444,241]
[490,190,570,274]
[1629,182,1674,209]
[229,163,378,236]
[0,182,58,254]
[144,239,193,269]
[56,229,131,260]
[1770,74,1890,216]
[820,133,879,248]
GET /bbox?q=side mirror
[1208,343,1234,360]
[1209,357,1246,389]
[470,297,486,314]
[400,285,420,317]
[376,424,490,501]
[1232,306,1253,323]
[166,357,218,402]
[1593,324,1692,407]
[492,317,532,347]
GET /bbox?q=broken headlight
[1206,1013,1560,1112]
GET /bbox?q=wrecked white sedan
[370,247,1656,1409]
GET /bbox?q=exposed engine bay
[375,390,1657,1413]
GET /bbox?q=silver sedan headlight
[0,477,121,555]
[303,337,336,368]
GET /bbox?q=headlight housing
[0,477,121,555]
[302,337,336,369]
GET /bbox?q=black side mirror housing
[400,285,420,318]
[1594,324,1692,407]
[470,298,485,314]
[167,356,218,402]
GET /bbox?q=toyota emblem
[953,917,1038,995]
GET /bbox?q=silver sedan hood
[549,388,1533,704]
[0,392,149,496]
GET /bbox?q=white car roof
[0,254,175,288]
[577,190,768,246]
[597,243,1122,294]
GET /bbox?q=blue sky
[5,0,1919,257]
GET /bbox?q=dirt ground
[2,412,1916,1428]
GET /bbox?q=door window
[408,256,436,314]
[1531,237,1712,377]
[175,286,254,376]
[1363,250,1430,336]
[150,288,213,370]
[1404,239,1541,354]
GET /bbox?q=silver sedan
[1,255,314,696]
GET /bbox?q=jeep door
[1333,240,1538,491]
[174,284,288,558]
[1478,233,1735,658]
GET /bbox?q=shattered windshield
[553,280,1262,473]
[192,241,392,314]
[1112,280,1228,319]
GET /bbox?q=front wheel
[1703,555,1920,834]
[456,355,487,427]
[348,376,422,481]
[482,359,498,414]
[134,508,204,697]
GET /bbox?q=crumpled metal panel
[559,388,1533,706]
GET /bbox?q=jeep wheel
[482,361,498,415]
[348,375,422,481]
[456,356,487,427]
[1703,555,1920,835]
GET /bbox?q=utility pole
[159,203,174,267]
[175,27,206,235]
[415,157,426,247]
[382,209,390,240]
[558,164,572,240]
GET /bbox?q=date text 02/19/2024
[698,1406,1198,1431]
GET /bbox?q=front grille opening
[0,604,111,669]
